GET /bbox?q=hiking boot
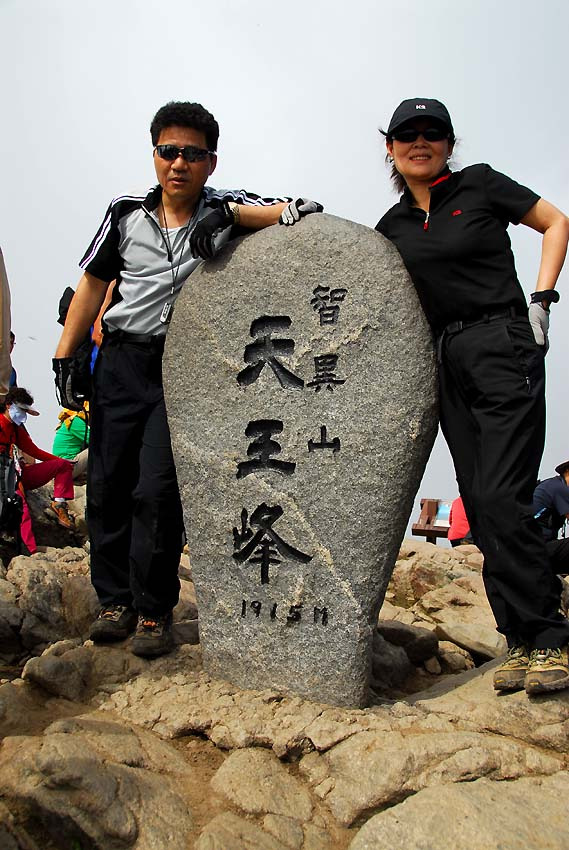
[50,500,76,530]
[130,613,174,658]
[90,604,138,643]
[493,645,530,692]
[525,646,569,695]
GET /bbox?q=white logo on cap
[416,104,426,109]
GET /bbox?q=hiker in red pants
[0,387,75,553]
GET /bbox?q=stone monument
[164,214,437,707]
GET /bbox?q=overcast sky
[1,0,568,536]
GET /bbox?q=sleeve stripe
[204,187,292,206]
[80,214,112,269]
[80,194,145,269]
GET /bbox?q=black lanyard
[161,203,192,296]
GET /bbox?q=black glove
[279,198,324,226]
[53,356,91,411]
[190,201,235,260]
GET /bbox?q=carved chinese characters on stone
[164,214,438,707]
[237,420,295,479]
[311,285,348,325]
[233,504,312,585]
[237,316,304,389]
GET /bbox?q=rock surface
[211,748,313,821]
[0,714,195,849]
[2,504,568,850]
[164,214,438,706]
[348,774,569,849]
[197,812,289,850]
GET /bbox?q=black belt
[437,306,522,363]
[104,329,166,349]
[443,305,521,336]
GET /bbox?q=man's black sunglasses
[391,127,449,143]
[154,144,215,162]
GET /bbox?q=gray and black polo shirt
[80,184,289,336]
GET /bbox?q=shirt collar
[401,166,453,208]
[143,184,208,214]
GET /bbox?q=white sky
[1,0,568,535]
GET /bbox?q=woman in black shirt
[376,98,569,696]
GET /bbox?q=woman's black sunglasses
[391,127,449,143]
[154,144,215,162]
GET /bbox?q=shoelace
[531,648,561,663]
[509,646,526,657]
[100,605,127,620]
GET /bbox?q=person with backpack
[0,388,76,553]
[52,402,89,485]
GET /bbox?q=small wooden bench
[412,498,450,545]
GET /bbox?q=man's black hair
[150,102,219,151]
[1,387,33,413]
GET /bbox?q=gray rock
[263,815,304,849]
[0,714,195,850]
[299,724,562,826]
[164,214,437,707]
[197,812,289,850]
[22,647,92,701]
[6,551,98,651]
[0,599,24,662]
[211,748,313,821]
[349,774,569,850]
[0,800,42,850]
[437,640,475,673]
[376,620,438,664]
[173,619,200,645]
[435,622,506,660]
[371,632,414,689]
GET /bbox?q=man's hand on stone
[190,202,235,260]
[52,357,89,412]
[279,198,324,226]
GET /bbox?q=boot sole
[525,674,569,695]
[493,678,526,692]
[130,638,175,659]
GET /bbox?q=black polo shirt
[375,164,540,333]
[533,476,569,542]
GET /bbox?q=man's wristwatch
[228,202,241,225]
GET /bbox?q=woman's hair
[379,125,457,195]
[1,387,34,413]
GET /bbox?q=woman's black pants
[439,313,569,650]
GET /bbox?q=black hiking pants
[88,335,184,616]
[439,313,569,650]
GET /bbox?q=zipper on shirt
[423,211,430,231]
[142,206,174,261]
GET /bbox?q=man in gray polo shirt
[53,101,322,657]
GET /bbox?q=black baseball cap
[555,460,569,475]
[387,98,454,138]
